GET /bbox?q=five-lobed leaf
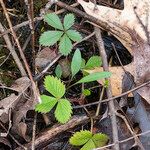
[85,56,102,69]
[66,30,82,42]
[76,72,112,84]
[39,31,63,46]
[59,34,73,55]
[35,95,57,113]
[44,13,63,30]
[40,13,82,55]
[44,75,65,98]
[71,49,82,77]
[63,13,75,30]
[69,130,92,146]
[55,99,72,123]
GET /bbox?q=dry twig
[0,23,26,76]
[94,27,119,150]
[16,116,89,150]
[0,0,41,104]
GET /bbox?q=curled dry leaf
[0,77,30,123]
[78,0,150,102]
[17,122,31,142]
[35,47,57,69]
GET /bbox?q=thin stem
[94,26,120,150]
[95,86,105,116]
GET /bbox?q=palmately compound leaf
[63,13,75,30]
[35,95,57,113]
[76,72,112,84]
[92,133,109,147]
[55,99,72,123]
[55,64,62,78]
[71,49,82,77]
[59,34,73,55]
[85,56,102,69]
[69,130,92,146]
[44,13,63,30]
[39,31,63,46]
[44,75,65,98]
[66,30,82,42]
[70,130,109,150]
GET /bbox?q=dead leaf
[78,0,150,44]
[59,58,71,78]
[85,64,134,96]
[35,47,57,69]
[78,0,150,103]
[0,77,30,123]
[0,137,11,149]
[17,122,31,142]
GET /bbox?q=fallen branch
[16,115,89,150]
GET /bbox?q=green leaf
[66,30,82,42]
[63,13,75,30]
[71,49,82,77]
[81,139,95,150]
[85,56,102,70]
[69,130,92,146]
[44,75,65,98]
[92,133,109,147]
[39,31,63,46]
[82,89,91,96]
[70,130,109,150]
[59,34,73,55]
[44,13,63,30]
[76,72,111,84]
[55,64,62,78]
[35,95,57,113]
[55,99,72,123]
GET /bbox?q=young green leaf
[76,72,111,84]
[35,95,57,113]
[71,49,82,77]
[44,13,63,30]
[70,130,109,150]
[92,133,109,147]
[39,31,63,46]
[59,34,73,55]
[63,13,75,30]
[55,99,72,123]
[44,76,65,98]
[69,130,92,146]
[85,56,102,69]
[66,30,82,42]
[82,89,91,96]
[55,64,62,78]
